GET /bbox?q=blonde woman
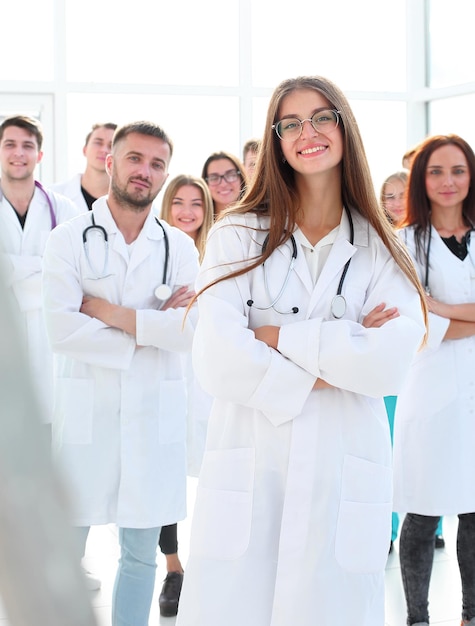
[156,174,213,617]
[380,170,408,228]
[161,174,214,261]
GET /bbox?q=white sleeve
[277,253,425,397]
[136,236,199,351]
[192,220,316,427]
[42,222,136,370]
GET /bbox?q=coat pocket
[335,454,392,573]
[54,378,94,445]
[189,447,255,560]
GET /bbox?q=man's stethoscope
[247,206,354,319]
[82,214,172,300]
[1,180,56,227]
[34,181,57,229]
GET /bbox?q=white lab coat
[42,197,199,528]
[176,209,425,626]
[51,174,89,214]
[184,352,213,477]
[0,185,79,422]
[393,225,475,515]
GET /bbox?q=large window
[0,0,55,81]
[65,0,240,86]
[428,0,475,88]
[430,95,475,148]
[66,93,241,180]
[251,0,407,92]
[2,0,475,194]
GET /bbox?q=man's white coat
[0,186,79,421]
[42,198,199,527]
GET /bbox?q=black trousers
[400,512,475,624]
[158,523,178,555]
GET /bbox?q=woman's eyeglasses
[206,170,241,186]
[272,109,341,141]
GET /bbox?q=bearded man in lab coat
[42,121,199,626]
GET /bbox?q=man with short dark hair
[43,121,199,626]
[52,122,117,212]
[0,115,78,424]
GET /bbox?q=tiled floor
[0,478,465,625]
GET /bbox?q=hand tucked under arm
[81,296,136,336]
[362,302,399,328]
[161,286,196,311]
[254,325,280,350]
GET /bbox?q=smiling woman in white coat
[393,134,475,626]
[175,76,427,626]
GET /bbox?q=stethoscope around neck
[421,219,475,296]
[82,213,172,299]
[246,206,354,318]
[2,180,56,228]
[35,180,57,229]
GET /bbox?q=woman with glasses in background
[201,151,246,217]
[176,75,427,626]
[393,134,475,626]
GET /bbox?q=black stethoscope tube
[81,214,169,292]
[247,207,354,317]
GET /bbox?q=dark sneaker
[159,571,184,617]
[435,535,445,549]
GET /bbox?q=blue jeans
[400,513,475,625]
[76,525,162,626]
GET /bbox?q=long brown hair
[403,134,475,261]
[199,76,426,316]
[201,151,247,217]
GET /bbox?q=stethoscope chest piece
[331,294,347,319]
[154,284,172,300]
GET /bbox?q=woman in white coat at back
[155,174,214,617]
[393,134,475,626]
[176,75,427,626]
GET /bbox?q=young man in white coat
[0,115,79,428]
[42,121,199,626]
[52,122,117,212]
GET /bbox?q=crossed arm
[426,296,475,340]
[80,286,195,336]
[254,303,399,389]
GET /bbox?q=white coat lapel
[307,237,356,317]
[126,212,161,275]
[90,198,128,266]
[468,229,475,277]
[306,208,361,318]
[286,236,313,294]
